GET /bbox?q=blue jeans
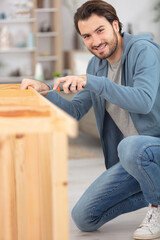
[118,135,160,206]
[71,135,160,232]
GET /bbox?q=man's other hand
[20,78,50,96]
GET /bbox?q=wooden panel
[52,132,69,240]
[0,96,41,106]
[14,134,41,240]
[0,105,51,117]
[0,135,17,240]
[0,117,55,134]
[38,134,53,240]
[0,83,78,240]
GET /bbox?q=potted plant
[52,72,61,84]
[53,72,61,78]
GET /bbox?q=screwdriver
[39,87,62,94]
[39,83,77,94]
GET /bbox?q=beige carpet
[68,142,101,159]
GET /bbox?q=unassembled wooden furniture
[0,84,78,240]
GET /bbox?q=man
[21,1,160,239]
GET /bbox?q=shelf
[0,48,36,53]
[0,18,36,24]
[37,56,58,62]
[0,0,62,84]
[37,32,57,37]
[36,8,57,13]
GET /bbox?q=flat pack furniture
[0,84,78,240]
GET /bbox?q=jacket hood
[122,32,160,63]
[89,32,160,74]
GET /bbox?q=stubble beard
[89,29,118,60]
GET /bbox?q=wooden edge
[0,84,20,90]
[0,84,78,137]
[0,105,51,111]
[0,117,64,134]
[29,87,78,138]
[0,89,35,97]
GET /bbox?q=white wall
[0,0,159,77]
[61,0,160,51]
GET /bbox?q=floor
[68,133,150,240]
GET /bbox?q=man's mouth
[93,43,107,51]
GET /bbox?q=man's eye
[83,35,90,39]
[98,29,104,33]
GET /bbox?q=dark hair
[74,0,123,35]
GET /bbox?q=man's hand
[20,78,50,95]
[53,75,87,94]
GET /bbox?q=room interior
[0,0,160,239]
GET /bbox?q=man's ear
[112,20,119,33]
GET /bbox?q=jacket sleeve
[85,44,160,114]
[46,89,92,121]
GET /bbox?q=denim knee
[71,204,99,232]
[118,136,139,172]
[118,135,159,174]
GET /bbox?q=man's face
[78,14,119,60]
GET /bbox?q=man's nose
[92,34,101,47]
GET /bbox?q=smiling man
[79,14,122,62]
[21,1,160,239]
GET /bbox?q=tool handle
[58,83,79,92]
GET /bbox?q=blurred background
[62,0,160,51]
[0,0,159,83]
[0,0,160,137]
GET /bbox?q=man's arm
[21,75,87,95]
[20,77,92,121]
[85,45,160,114]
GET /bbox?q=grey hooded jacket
[46,32,160,168]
